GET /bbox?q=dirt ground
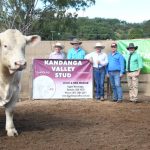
[0,95,150,150]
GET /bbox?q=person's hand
[120,73,123,78]
[106,73,109,78]
[97,60,102,65]
[127,71,139,77]
[127,72,131,77]
[134,71,140,77]
[89,57,93,63]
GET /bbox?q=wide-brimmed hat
[54,42,64,49]
[70,38,82,45]
[94,42,105,49]
[127,43,138,50]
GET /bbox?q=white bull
[0,29,41,136]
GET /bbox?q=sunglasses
[72,43,79,45]
[111,46,117,48]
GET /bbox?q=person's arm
[67,49,72,59]
[82,50,86,59]
[99,53,108,66]
[121,54,126,75]
[119,54,125,77]
[62,52,66,59]
[106,64,109,77]
[85,53,93,63]
[135,54,143,76]
[106,54,109,77]
[49,53,52,59]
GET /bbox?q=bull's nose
[15,60,26,66]
[15,61,27,70]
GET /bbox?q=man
[124,43,143,103]
[107,43,125,103]
[49,42,66,59]
[67,38,86,59]
[85,42,108,101]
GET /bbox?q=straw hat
[94,42,105,49]
[54,42,64,49]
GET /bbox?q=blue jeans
[93,67,106,98]
[109,71,123,101]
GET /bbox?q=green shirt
[124,52,143,72]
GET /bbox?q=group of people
[49,39,85,59]
[49,39,143,103]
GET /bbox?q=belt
[93,67,105,70]
[128,70,138,73]
[108,70,120,72]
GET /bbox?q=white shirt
[49,51,65,59]
[85,51,108,68]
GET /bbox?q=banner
[117,39,150,74]
[32,59,93,99]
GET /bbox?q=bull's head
[0,29,41,74]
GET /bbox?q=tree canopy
[0,0,95,34]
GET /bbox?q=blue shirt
[107,51,125,74]
[67,47,86,59]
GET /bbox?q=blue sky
[76,0,150,23]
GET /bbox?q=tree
[142,20,150,38]
[0,0,95,35]
[0,0,39,33]
[128,28,144,39]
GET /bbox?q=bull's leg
[5,88,19,137]
[0,84,12,106]
[5,107,18,136]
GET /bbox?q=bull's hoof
[7,128,18,137]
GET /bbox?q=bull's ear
[0,41,1,52]
[0,39,1,47]
[0,35,1,48]
[25,35,41,46]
